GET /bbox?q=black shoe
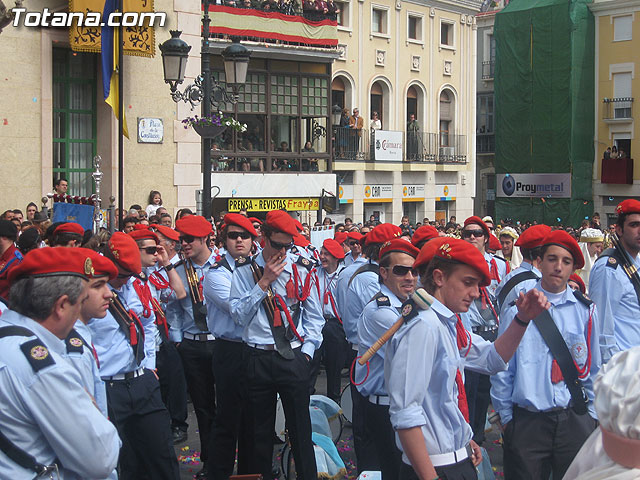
[194,466,208,480]
[172,427,188,444]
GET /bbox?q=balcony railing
[601,156,633,184]
[333,128,467,164]
[477,134,495,154]
[482,60,495,80]
[603,97,634,120]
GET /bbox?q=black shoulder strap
[532,311,588,415]
[572,290,593,308]
[296,255,313,271]
[65,328,89,354]
[218,255,232,272]
[599,247,640,307]
[0,326,35,338]
[497,270,539,309]
[348,263,379,287]
[0,429,54,477]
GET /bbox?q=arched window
[439,89,454,147]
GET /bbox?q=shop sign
[497,173,571,198]
[373,130,403,161]
[339,184,353,204]
[402,184,425,202]
[364,184,393,203]
[228,198,320,212]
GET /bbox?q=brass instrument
[109,292,145,363]
[179,252,208,330]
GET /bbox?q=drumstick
[358,288,434,365]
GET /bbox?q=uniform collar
[380,284,403,306]
[536,281,576,306]
[0,309,66,355]
[430,297,457,325]
[224,251,236,271]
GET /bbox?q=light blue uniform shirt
[204,252,242,341]
[342,258,379,345]
[122,278,157,370]
[485,252,509,297]
[0,310,121,479]
[315,265,343,318]
[88,280,147,378]
[343,251,360,267]
[589,250,640,363]
[169,251,217,341]
[491,284,601,425]
[385,298,507,464]
[229,252,325,358]
[334,256,367,342]
[355,284,402,397]
[494,262,541,317]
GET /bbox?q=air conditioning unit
[439,147,455,156]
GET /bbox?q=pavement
[174,369,505,479]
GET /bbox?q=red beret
[223,213,258,237]
[294,219,304,232]
[463,216,490,238]
[54,222,84,236]
[412,225,439,247]
[541,230,585,270]
[364,223,402,246]
[107,232,142,275]
[569,273,586,294]
[129,229,159,243]
[616,199,640,215]
[515,224,552,249]
[322,238,345,259]
[334,231,348,245]
[150,224,180,242]
[413,237,491,287]
[175,215,213,238]
[379,238,420,259]
[488,234,502,251]
[248,217,263,225]
[80,248,118,280]
[265,210,298,236]
[294,233,310,247]
[9,247,95,283]
[347,231,364,243]
[132,224,149,231]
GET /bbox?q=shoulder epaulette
[375,294,391,307]
[213,256,233,272]
[308,245,317,251]
[573,289,593,308]
[605,256,619,269]
[296,255,313,271]
[235,256,251,268]
[400,298,420,323]
[600,248,620,269]
[65,329,86,354]
[290,246,299,254]
[20,339,55,372]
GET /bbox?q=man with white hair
[577,228,604,288]
[563,346,640,479]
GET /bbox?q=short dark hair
[54,178,67,187]
[418,256,463,295]
[123,216,138,225]
[12,209,22,215]
[363,242,383,262]
[52,231,83,247]
[129,204,142,211]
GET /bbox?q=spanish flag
[101,0,129,138]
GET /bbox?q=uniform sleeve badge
[401,303,413,317]
[20,339,56,371]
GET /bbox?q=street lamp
[331,104,342,126]
[160,22,250,219]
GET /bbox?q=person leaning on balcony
[611,145,619,159]
[349,108,364,154]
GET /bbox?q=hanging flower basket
[182,113,247,138]
[192,124,227,138]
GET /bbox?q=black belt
[515,404,569,415]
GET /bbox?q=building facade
[590,0,640,225]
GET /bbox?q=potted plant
[182,113,248,138]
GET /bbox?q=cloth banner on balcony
[52,203,95,231]
[207,5,338,47]
[68,0,156,57]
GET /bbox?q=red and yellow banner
[207,5,337,47]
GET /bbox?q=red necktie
[455,314,470,422]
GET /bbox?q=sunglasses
[117,273,131,279]
[349,241,359,246]
[140,246,158,255]
[269,238,293,251]
[228,231,252,240]
[390,265,417,276]
[461,230,485,239]
[180,235,196,244]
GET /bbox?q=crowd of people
[1,188,640,480]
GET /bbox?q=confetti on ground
[177,450,201,465]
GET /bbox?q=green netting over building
[494,0,594,226]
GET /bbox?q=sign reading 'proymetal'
[497,173,571,198]
[228,198,319,212]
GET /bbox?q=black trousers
[156,340,188,432]
[463,369,491,445]
[244,345,317,480]
[400,458,477,480]
[364,400,403,480]
[177,338,216,465]
[321,317,349,402]
[351,382,381,473]
[208,339,253,480]
[503,406,597,480]
[105,369,180,480]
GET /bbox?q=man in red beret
[386,238,549,480]
[229,210,324,480]
[334,231,350,255]
[132,228,190,446]
[411,225,439,250]
[315,238,347,403]
[354,238,420,479]
[0,247,121,478]
[462,216,510,294]
[590,199,640,364]
[0,219,22,300]
[344,231,363,267]
[492,230,601,479]
[203,213,258,480]
[52,222,85,247]
[495,224,552,316]
[173,214,218,479]
[89,232,180,479]
[335,222,402,473]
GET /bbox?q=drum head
[340,385,353,424]
[275,395,286,442]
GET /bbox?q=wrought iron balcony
[603,97,634,121]
[482,60,495,80]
